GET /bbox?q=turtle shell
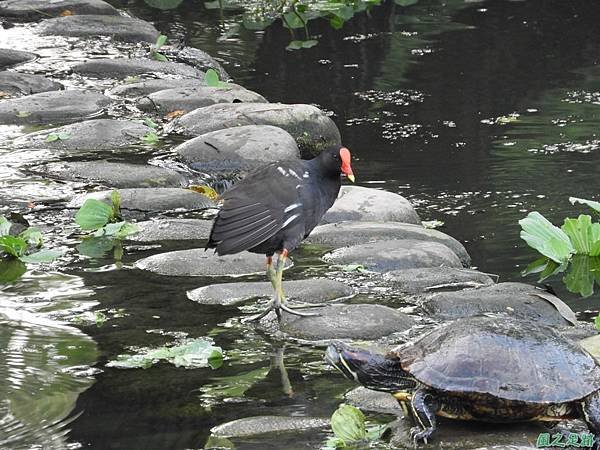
[393,316,600,403]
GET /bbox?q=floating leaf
[331,404,366,443]
[94,221,139,239]
[20,248,65,263]
[77,237,116,258]
[75,199,115,230]
[0,235,27,258]
[0,216,11,236]
[19,227,43,247]
[286,40,304,51]
[521,256,550,277]
[202,366,270,400]
[519,212,574,263]
[570,197,600,214]
[0,258,26,283]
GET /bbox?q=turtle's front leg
[409,388,439,444]
[582,391,600,450]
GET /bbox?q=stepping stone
[109,79,208,98]
[13,119,152,150]
[132,219,213,242]
[0,0,118,20]
[264,303,415,340]
[137,86,267,114]
[383,267,494,295]
[421,282,577,326]
[322,186,420,224]
[0,90,110,125]
[165,46,230,81]
[73,58,203,80]
[135,248,290,277]
[324,239,462,273]
[38,15,159,43]
[307,221,470,266]
[187,279,354,306]
[68,188,214,216]
[0,48,37,70]
[0,71,63,96]
[37,161,187,188]
[345,386,401,414]
[210,416,328,438]
[176,125,300,167]
[170,103,341,157]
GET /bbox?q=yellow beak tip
[347,174,355,183]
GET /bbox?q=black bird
[207,145,354,320]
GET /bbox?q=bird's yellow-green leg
[266,256,277,291]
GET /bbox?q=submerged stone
[0,90,110,125]
[210,416,328,437]
[108,78,207,98]
[171,103,341,157]
[187,279,354,306]
[73,58,203,79]
[421,282,577,326]
[137,86,267,114]
[383,267,494,295]
[135,248,290,277]
[132,219,213,242]
[0,0,118,20]
[38,161,187,188]
[307,221,470,266]
[38,15,159,43]
[176,125,300,166]
[0,71,63,96]
[13,119,152,150]
[322,186,420,224]
[323,239,462,273]
[0,48,37,69]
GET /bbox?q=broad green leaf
[202,366,270,399]
[19,227,43,247]
[0,258,26,283]
[77,237,116,258]
[205,69,220,87]
[365,423,389,440]
[519,212,574,263]
[538,259,565,281]
[155,34,167,48]
[152,52,169,62]
[330,15,344,30]
[521,256,549,277]
[395,0,418,5]
[75,199,114,230]
[282,11,307,29]
[168,339,223,369]
[331,404,366,443]
[0,216,11,236]
[333,5,354,20]
[106,354,154,369]
[286,40,304,51]
[561,215,600,255]
[302,39,318,48]
[0,235,27,258]
[570,197,600,214]
[20,248,65,263]
[242,16,273,30]
[46,133,59,142]
[563,255,596,298]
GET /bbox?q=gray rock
[0,71,63,96]
[187,279,354,306]
[307,221,470,266]
[132,219,213,242]
[383,268,494,295]
[265,304,415,340]
[72,58,203,80]
[13,119,152,150]
[322,186,420,224]
[38,15,159,43]
[210,416,328,438]
[135,248,290,277]
[165,46,230,81]
[324,240,462,273]
[171,103,341,157]
[176,125,300,167]
[0,48,37,69]
[108,79,207,98]
[345,386,401,414]
[421,282,577,326]
[68,188,214,216]
[0,0,118,20]
[38,161,187,188]
[137,86,267,114]
[0,90,110,125]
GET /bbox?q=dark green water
[1,0,599,448]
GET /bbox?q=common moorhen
[207,145,354,320]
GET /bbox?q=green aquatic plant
[204,68,231,88]
[150,34,169,61]
[45,132,71,142]
[323,404,388,448]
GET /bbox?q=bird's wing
[207,162,305,255]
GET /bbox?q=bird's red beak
[340,147,355,183]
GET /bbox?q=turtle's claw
[409,427,433,444]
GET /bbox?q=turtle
[325,316,600,446]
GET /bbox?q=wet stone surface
[421,282,577,326]
[176,125,300,166]
[72,58,203,79]
[307,221,470,266]
[262,303,415,340]
[324,239,462,273]
[0,71,63,96]
[0,90,110,125]
[135,248,291,277]
[38,15,160,43]
[37,161,188,188]
[132,218,213,242]
[383,267,495,295]
[164,46,230,80]
[108,78,207,98]
[187,279,354,306]
[171,102,341,157]
[0,0,118,20]
[210,416,329,437]
[322,186,421,224]
[137,86,268,114]
[344,386,401,414]
[0,48,37,69]
[13,119,153,151]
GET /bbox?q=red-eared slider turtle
[325,316,600,446]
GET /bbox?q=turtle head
[325,342,416,393]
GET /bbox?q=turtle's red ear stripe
[340,147,355,182]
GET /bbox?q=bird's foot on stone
[242,300,320,323]
[279,303,320,318]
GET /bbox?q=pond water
[1,0,600,448]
